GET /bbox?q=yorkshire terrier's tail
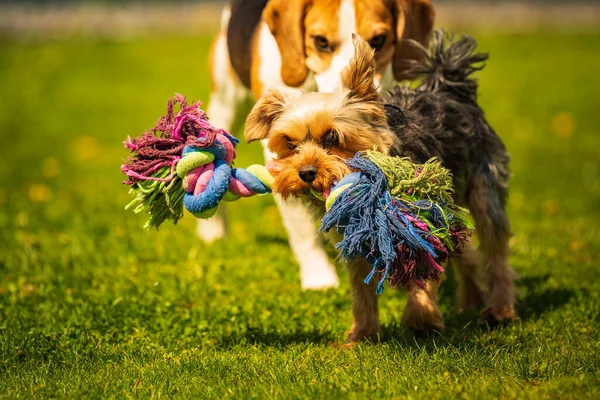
[403,30,489,102]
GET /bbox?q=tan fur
[244,90,293,143]
[249,29,264,99]
[263,0,310,87]
[270,143,351,199]
[340,38,380,103]
[353,0,396,76]
[402,281,445,332]
[347,257,382,342]
[303,0,341,75]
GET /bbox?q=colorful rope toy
[122,95,473,290]
[321,151,472,292]
[121,94,273,228]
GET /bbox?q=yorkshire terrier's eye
[313,35,332,53]
[285,136,297,150]
[321,130,339,148]
[368,34,387,52]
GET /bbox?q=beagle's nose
[299,166,317,183]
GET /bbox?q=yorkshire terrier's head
[244,37,394,199]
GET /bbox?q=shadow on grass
[440,267,576,316]
[216,325,335,348]
[210,272,578,349]
[382,271,579,343]
[517,273,580,320]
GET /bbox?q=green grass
[0,31,599,398]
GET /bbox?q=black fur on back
[383,30,510,208]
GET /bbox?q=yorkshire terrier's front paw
[342,323,382,346]
[479,304,519,328]
[402,304,445,333]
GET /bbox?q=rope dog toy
[321,151,471,292]
[121,94,272,228]
[122,95,472,290]
[176,144,273,219]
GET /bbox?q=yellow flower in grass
[551,112,576,138]
[28,183,51,203]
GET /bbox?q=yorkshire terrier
[244,31,518,343]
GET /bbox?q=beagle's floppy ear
[244,89,289,143]
[340,36,379,103]
[263,0,309,88]
[393,0,435,81]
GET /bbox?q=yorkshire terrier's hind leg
[469,176,518,326]
[455,242,486,313]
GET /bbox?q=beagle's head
[263,0,434,91]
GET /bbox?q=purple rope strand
[122,94,220,187]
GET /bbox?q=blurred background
[0,1,599,396]
[2,1,600,37]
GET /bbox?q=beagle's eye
[313,35,332,53]
[285,136,297,150]
[368,34,387,52]
[321,130,339,148]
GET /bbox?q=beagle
[201,0,435,290]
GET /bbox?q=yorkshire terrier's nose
[299,166,318,183]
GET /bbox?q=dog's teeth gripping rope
[122,95,473,290]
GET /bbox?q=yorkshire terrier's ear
[244,89,289,143]
[340,36,379,103]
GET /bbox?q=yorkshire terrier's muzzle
[266,143,352,199]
